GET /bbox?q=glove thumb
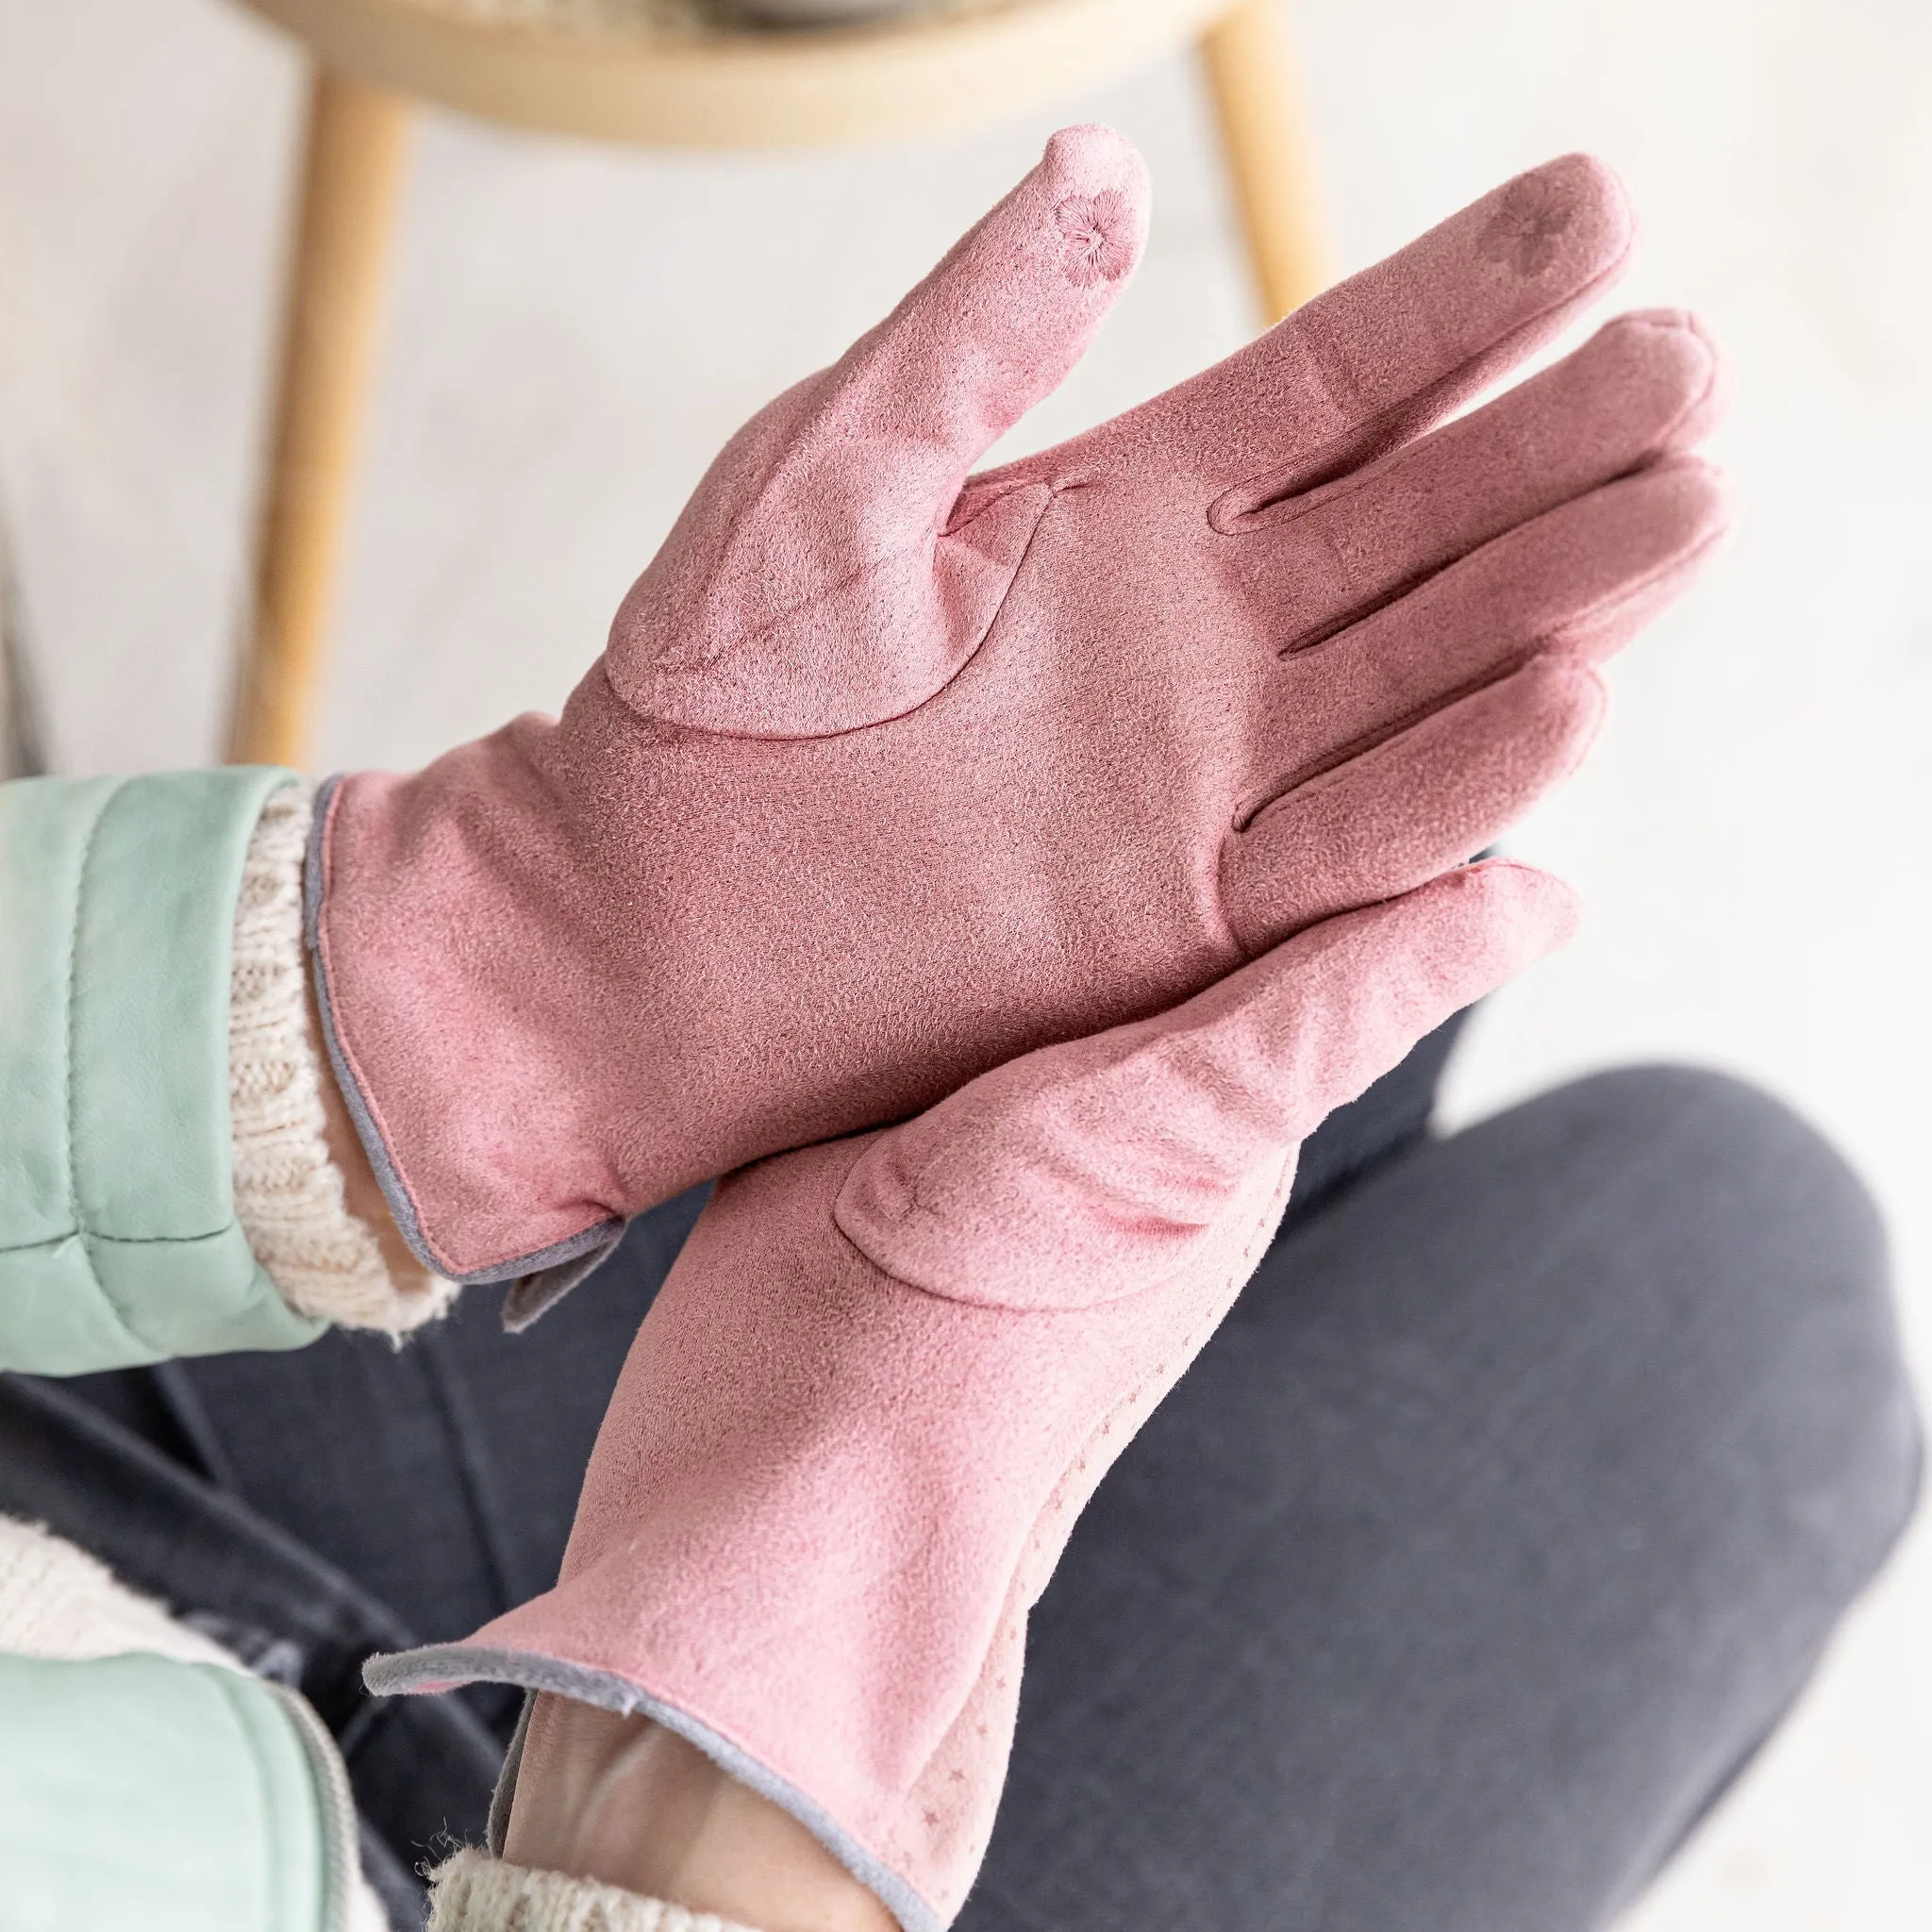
[606,126,1148,737]
[838,862,1577,1310]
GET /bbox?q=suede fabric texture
[366,862,1575,1931]
[315,129,1729,1287]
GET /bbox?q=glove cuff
[427,1848,762,1932]
[306,774,625,1325]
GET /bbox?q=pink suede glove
[365,858,1576,1931]
[309,128,1727,1307]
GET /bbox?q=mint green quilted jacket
[0,772,368,1932]
[0,770,325,1371]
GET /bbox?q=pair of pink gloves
[341,129,1728,1929]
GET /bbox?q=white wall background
[1,0,1925,1922]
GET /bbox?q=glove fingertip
[1444,858,1583,968]
[1041,123,1152,199]
[1026,123,1150,294]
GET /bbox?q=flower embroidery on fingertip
[1476,175,1578,276]
[1055,190,1135,287]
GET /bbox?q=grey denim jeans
[11,1055,1920,1932]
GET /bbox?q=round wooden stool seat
[236,0,1233,147]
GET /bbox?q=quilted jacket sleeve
[0,770,325,1371]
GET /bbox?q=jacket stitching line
[62,783,208,1357]
[60,785,152,1355]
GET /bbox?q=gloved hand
[366,858,1576,1932]
[309,127,1726,1306]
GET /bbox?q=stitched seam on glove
[663,479,1049,682]
[623,483,1060,745]
[305,778,625,1287]
[1206,238,1640,534]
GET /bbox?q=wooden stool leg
[228,66,411,768]
[1198,0,1331,328]
[1,512,48,778]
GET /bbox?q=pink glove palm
[366,859,1576,1930]
[310,129,1726,1305]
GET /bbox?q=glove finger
[1245,454,1728,798]
[1079,154,1630,508]
[1224,309,1728,656]
[1225,657,1602,953]
[1084,153,1632,501]
[836,861,1575,1310]
[835,123,1147,514]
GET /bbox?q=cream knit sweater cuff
[229,781,456,1335]
[429,1848,766,1932]
[0,1515,242,1666]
